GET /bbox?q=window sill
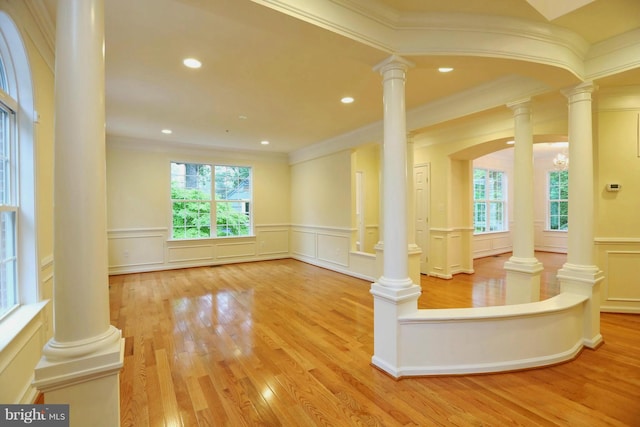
[473,230,509,236]
[167,234,256,243]
[544,229,568,233]
[0,301,48,354]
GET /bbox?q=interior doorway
[414,163,430,274]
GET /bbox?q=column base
[373,241,422,289]
[34,326,124,427]
[504,258,543,304]
[557,263,604,348]
[370,282,421,377]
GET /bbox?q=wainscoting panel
[289,226,375,279]
[109,226,291,274]
[448,233,462,273]
[217,241,257,259]
[473,232,512,259]
[597,238,640,313]
[291,230,317,259]
[430,234,446,278]
[108,228,166,270]
[257,229,289,256]
[317,233,350,267]
[534,221,568,253]
[168,244,215,264]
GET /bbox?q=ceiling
[43,0,640,155]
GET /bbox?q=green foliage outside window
[473,168,506,233]
[549,170,568,231]
[171,162,251,239]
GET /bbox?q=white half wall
[374,292,589,377]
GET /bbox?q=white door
[414,164,430,274]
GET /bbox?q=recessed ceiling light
[506,140,515,145]
[161,129,173,134]
[438,67,454,73]
[341,97,354,104]
[183,58,202,69]
[261,140,270,145]
[238,115,248,120]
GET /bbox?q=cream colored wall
[30,38,55,270]
[595,88,640,313]
[290,150,351,227]
[290,149,377,279]
[0,0,55,404]
[106,140,291,273]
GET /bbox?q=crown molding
[585,28,640,81]
[23,0,55,71]
[253,0,589,78]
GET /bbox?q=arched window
[0,11,37,320]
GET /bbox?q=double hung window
[171,162,252,239]
[473,168,507,233]
[0,56,18,319]
[548,170,569,231]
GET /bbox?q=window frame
[170,161,253,240]
[0,10,39,326]
[473,167,508,235]
[0,94,18,320]
[547,169,569,232]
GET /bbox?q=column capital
[373,54,415,76]
[506,98,532,113]
[407,131,416,143]
[507,98,531,110]
[562,81,598,102]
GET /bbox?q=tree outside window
[171,162,251,239]
[474,168,507,233]
[548,170,568,231]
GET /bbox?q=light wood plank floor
[109,253,640,426]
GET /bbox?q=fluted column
[34,1,124,425]
[370,55,421,378]
[504,99,543,304]
[557,82,603,347]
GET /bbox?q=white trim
[595,237,640,244]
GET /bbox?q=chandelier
[553,152,569,170]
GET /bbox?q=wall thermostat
[606,183,621,192]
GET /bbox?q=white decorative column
[504,99,543,304]
[370,56,421,377]
[34,1,124,426]
[557,82,604,348]
[407,134,422,287]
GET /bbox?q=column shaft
[375,56,413,288]
[504,99,542,304]
[53,0,111,344]
[35,2,123,425]
[557,81,603,348]
[509,100,536,262]
[565,85,597,268]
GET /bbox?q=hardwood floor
[109,254,640,426]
